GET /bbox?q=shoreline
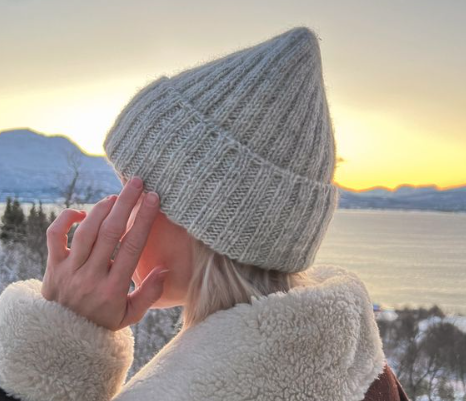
[1,202,465,215]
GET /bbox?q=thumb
[122,266,169,327]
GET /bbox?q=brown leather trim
[362,364,410,401]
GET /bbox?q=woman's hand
[41,176,168,331]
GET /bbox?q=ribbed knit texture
[103,26,339,273]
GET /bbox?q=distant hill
[0,128,122,203]
[338,184,466,213]
[0,128,465,211]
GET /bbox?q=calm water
[315,209,466,315]
[1,203,465,314]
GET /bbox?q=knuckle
[100,222,122,242]
[98,197,113,206]
[46,225,60,237]
[62,208,77,216]
[59,208,70,216]
[101,228,121,243]
[122,238,142,257]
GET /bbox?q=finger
[110,192,159,283]
[46,209,86,265]
[120,266,169,327]
[68,195,118,267]
[87,176,145,274]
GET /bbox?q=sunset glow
[1,0,464,191]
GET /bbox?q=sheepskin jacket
[0,264,405,401]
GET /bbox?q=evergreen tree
[37,201,48,231]
[0,196,27,244]
[26,202,38,238]
[37,201,49,266]
[0,197,13,243]
[25,201,50,270]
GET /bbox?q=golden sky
[1,0,465,191]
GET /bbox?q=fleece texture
[0,280,134,401]
[0,265,386,401]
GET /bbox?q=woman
[0,26,409,400]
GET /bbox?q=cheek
[132,254,152,287]
[131,224,165,289]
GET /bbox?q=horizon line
[2,127,465,193]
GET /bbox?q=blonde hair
[179,234,318,332]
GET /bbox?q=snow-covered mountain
[1,128,465,211]
[338,184,466,212]
[0,128,122,203]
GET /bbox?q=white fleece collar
[0,264,386,401]
[116,264,386,401]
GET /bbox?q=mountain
[0,128,465,212]
[338,184,466,212]
[0,128,122,203]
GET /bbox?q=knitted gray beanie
[103,26,339,273]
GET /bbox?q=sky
[1,0,465,191]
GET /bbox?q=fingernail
[130,176,143,188]
[146,192,159,205]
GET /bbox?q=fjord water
[1,203,464,314]
[315,209,466,315]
